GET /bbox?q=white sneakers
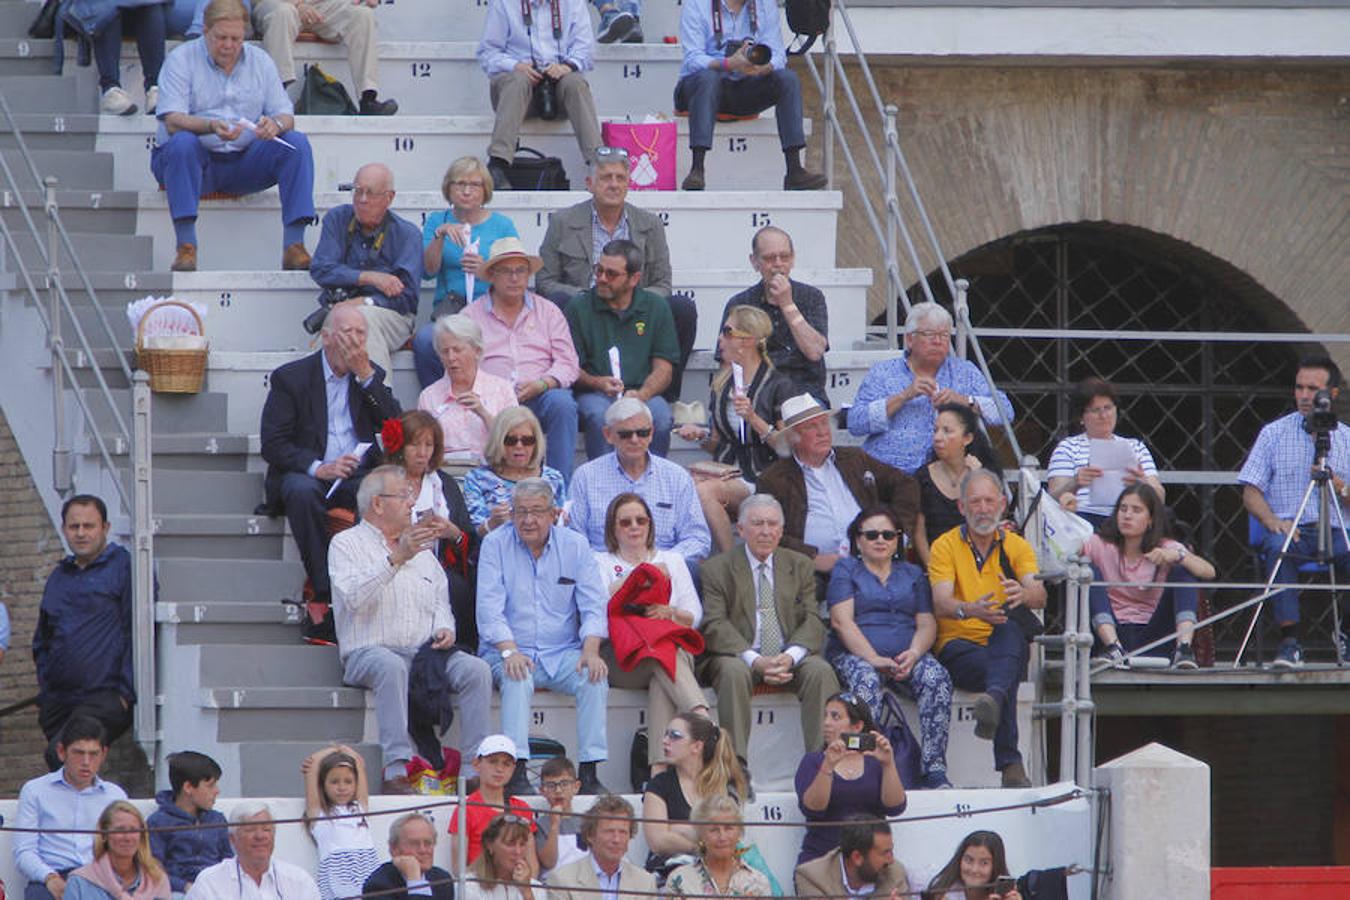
[100,86,137,116]
[145,85,158,115]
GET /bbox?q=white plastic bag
[1019,469,1094,574]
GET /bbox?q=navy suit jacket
[260,349,402,508]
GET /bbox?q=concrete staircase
[0,0,1044,796]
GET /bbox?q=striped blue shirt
[1237,411,1350,524]
[568,452,712,559]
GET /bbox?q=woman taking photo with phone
[923,831,1022,900]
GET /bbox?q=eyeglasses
[663,728,686,741]
[594,263,630,280]
[540,779,580,791]
[1084,404,1116,416]
[756,251,792,264]
[615,428,652,440]
[449,180,485,191]
[595,146,630,161]
[503,434,538,447]
[352,187,392,201]
[513,506,552,520]
[494,264,531,278]
[618,516,650,528]
[720,325,753,339]
[378,491,415,501]
[860,529,899,542]
[911,329,951,342]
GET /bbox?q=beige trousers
[253,0,381,94]
[605,645,707,764]
[488,70,602,165]
[360,306,414,376]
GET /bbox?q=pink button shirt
[418,368,519,460]
[464,291,580,389]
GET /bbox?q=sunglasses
[720,325,752,339]
[618,516,650,528]
[663,728,686,741]
[497,813,530,827]
[503,434,538,447]
[615,428,652,440]
[595,146,631,161]
[860,529,899,542]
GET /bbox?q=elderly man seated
[568,397,711,567]
[564,239,680,460]
[477,0,602,190]
[758,393,918,599]
[697,493,840,762]
[186,803,320,900]
[847,302,1013,474]
[545,795,655,900]
[465,238,581,480]
[251,0,397,115]
[929,469,1045,788]
[259,301,401,641]
[310,163,423,376]
[363,814,453,900]
[719,226,829,406]
[477,478,610,796]
[329,465,494,794]
[152,0,314,273]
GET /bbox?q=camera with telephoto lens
[302,286,365,335]
[724,40,772,66]
[534,74,559,120]
[1304,388,1339,436]
[841,732,876,752]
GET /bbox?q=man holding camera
[674,0,825,191]
[477,0,603,191]
[1239,354,1350,668]
[309,163,422,375]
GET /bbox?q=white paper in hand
[462,233,479,300]
[326,441,373,499]
[609,346,623,381]
[236,117,297,150]
[1087,437,1136,509]
[732,362,746,442]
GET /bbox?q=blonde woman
[676,305,797,552]
[662,796,770,898]
[463,407,567,536]
[464,814,547,900]
[65,801,170,900]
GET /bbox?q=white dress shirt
[186,858,321,900]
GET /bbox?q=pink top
[418,368,519,460]
[1085,533,1185,624]
[464,291,580,389]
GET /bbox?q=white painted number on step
[18,41,30,58]
[90,193,101,209]
[53,117,65,133]
[410,62,432,78]
[394,137,415,152]
[247,518,261,535]
[124,273,137,288]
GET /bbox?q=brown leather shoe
[281,242,311,271]
[171,243,197,272]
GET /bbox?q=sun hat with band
[778,392,831,430]
[481,237,543,282]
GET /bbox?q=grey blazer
[536,200,674,299]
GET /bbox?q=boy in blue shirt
[148,751,234,894]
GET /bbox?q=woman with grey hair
[418,313,518,462]
[463,407,567,536]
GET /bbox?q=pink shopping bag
[601,120,677,191]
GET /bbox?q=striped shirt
[1045,433,1158,517]
[329,521,454,660]
[1238,411,1350,524]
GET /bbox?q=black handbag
[28,0,59,39]
[505,146,569,191]
[995,534,1046,639]
[295,64,358,115]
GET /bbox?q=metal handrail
[0,89,156,764]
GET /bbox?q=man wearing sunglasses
[536,149,696,402]
[564,239,681,459]
[568,397,712,574]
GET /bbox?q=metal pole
[45,176,71,495]
[455,769,468,892]
[822,1,836,191]
[883,105,899,348]
[954,278,970,362]
[1076,568,1094,788]
[131,371,156,763]
[1059,565,1079,785]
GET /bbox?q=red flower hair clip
[381,418,404,454]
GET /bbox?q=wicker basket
[135,300,208,393]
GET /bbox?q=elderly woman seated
[419,313,518,463]
[662,796,771,897]
[463,407,568,537]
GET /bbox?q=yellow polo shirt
[928,525,1039,653]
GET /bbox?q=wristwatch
[501,648,516,660]
[955,603,967,620]
[1175,547,1188,562]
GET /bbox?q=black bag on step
[505,146,569,191]
[28,0,60,39]
[295,64,358,116]
[784,0,830,55]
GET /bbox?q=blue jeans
[151,131,316,234]
[1261,526,1350,625]
[93,5,165,91]
[481,647,609,763]
[1090,565,1198,654]
[828,648,952,779]
[576,392,672,460]
[523,388,579,482]
[592,0,639,15]
[673,68,806,151]
[937,621,1028,771]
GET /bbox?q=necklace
[930,461,965,496]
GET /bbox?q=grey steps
[3,227,151,270]
[0,3,43,38]
[1,202,138,232]
[199,642,343,687]
[88,388,229,434]
[0,71,97,111]
[144,468,265,514]
[153,514,287,561]
[237,741,381,796]
[160,557,305,604]
[2,148,112,189]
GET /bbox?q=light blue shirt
[1238,410,1350,524]
[313,351,359,476]
[477,0,595,76]
[14,770,128,883]
[797,451,861,555]
[590,857,621,900]
[0,601,9,650]
[568,452,711,560]
[476,523,607,678]
[846,351,1014,474]
[155,38,292,151]
[678,0,786,80]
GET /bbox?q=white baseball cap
[476,734,519,761]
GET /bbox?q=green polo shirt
[564,287,680,390]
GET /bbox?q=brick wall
[0,408,152,798]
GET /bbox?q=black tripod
[1235,427,1350,667]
